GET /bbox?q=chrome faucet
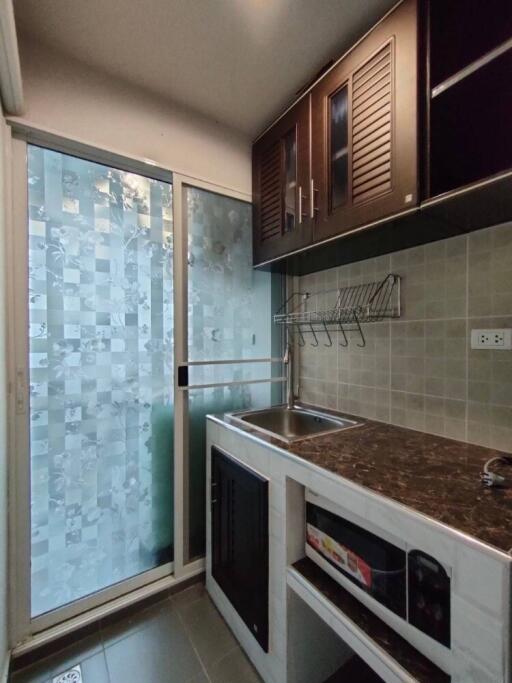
[284,343,294,409]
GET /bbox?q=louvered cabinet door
[252,96,312,266]
[312,0,418,243]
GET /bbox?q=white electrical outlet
[471,329,512,350]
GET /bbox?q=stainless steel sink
[229,405,361,443]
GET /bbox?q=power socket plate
[471,329,512,350]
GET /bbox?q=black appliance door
[211,447,269,651]
[408,550,451,647]
[306,502,406,618]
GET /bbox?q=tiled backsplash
[298,221,512,452]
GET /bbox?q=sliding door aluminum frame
[7,130,179,644]
[179,358,285,391]
[5,131,218,652]
[171,175,287,566]
[6,127,261,649]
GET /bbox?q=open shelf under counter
[287,558,450,683]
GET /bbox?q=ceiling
[14,0,397,137]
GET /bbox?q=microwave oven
[305,490,451,648]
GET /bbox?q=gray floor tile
[186,672,209,683]
[178,595,238,670]
[208,647,262,683]
[100,597,174,647]
[10,629,103,683]
[171,583,207,612]
[11,583,255,683]
[79,652,110,683]
[105,610,202,683]
[46,632,104,678]
[9,660,51,683]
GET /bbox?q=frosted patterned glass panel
[330,86,348,210]
[187,188,281,365]
[28,145,174,617]
[187,187,283,559]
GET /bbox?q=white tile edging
[287,568,413,683]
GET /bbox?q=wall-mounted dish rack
[274,274,401,348]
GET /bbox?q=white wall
[11,36,252,195]
[0,113,9,681]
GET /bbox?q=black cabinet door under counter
[211,446,269,652]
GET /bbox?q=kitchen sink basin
[229,405,361,443]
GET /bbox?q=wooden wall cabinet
[252,96,312,265]
[252,0,419,266]
[311,0,418,243]
[251,0,512,273]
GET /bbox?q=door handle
[310,178,318,219]
[298,185,308,224]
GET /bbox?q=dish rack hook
[338,322,348,347]
[322,321,333,347]
[309,323,319,347]
[354,314,366,348]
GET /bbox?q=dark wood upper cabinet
[252,0,419,265]
[311,0,419,243]
[252,96,312,265]
[252,0,512,273]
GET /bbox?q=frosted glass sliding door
[186,187,283,559]
[27,145,174,616]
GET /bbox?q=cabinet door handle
[310,178,318,219]
[298,185,308,224]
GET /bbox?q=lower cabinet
[211,446,269,652]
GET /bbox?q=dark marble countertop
[211,405,512,556]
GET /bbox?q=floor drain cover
[52,664,82,683]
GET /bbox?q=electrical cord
[481,455,512,487]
